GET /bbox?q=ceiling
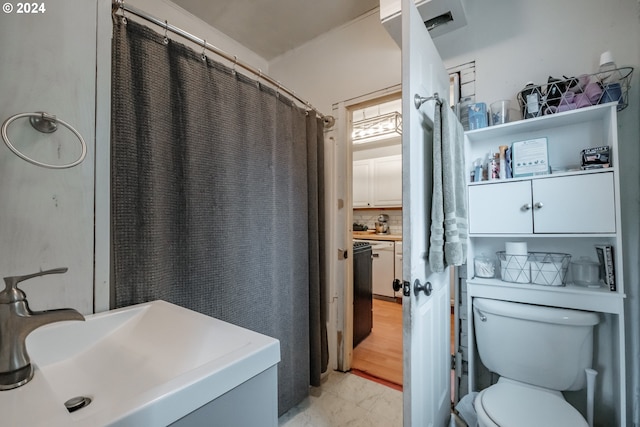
[171,0,380,60]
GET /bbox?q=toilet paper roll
[600,51,614,67]
[505,241,528,255]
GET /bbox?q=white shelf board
[465,102,617,143]
[467,277,625,314]
[467,167,614,186]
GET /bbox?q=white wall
[269,0,640,424]
[434,1,640,424]
[269,9,401,115]
[0,0,97,314]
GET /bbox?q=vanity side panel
[170,366,278,427]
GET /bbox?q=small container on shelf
[468,103,488,130]
[490,100,510,125]
[571,257,601,287]
[474,255,496,278]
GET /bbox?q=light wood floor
[351,298,456,388]
[352,298,403,386]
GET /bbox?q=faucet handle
[0,267,68,303]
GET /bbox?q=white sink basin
[0,300,280,426]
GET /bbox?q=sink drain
[64,396,92,413]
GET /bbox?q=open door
[400,0,451,425]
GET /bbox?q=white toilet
[472,297,600,427]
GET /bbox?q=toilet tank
[473,298,599,391]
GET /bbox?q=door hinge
[455,352,463,378]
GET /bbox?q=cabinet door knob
[521,203,532,211]
[534,202,544,209]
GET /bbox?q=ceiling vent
[424,11,454,32]
[381,0,467,45]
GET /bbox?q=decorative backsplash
[353,209,402,235]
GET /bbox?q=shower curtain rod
[112,1,332,123]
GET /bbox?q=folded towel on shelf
[429,99,468,273]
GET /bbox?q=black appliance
[353,241,373,347]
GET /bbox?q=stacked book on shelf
[595,245,616,291]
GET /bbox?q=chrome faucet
[0,267,84,390]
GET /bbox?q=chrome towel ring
[1,112,87,169]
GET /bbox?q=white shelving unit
[464,103,626,426]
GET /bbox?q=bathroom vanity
[463,103,626,425]
[1,300,280,427]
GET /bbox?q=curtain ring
[256,69,262,87]
[120,0,127,24]
[163,20,169,45]
[201,39,207,61]
[231,55,237,75]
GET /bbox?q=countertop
[352,231,402,241]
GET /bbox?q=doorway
[349,93,404,388]
[341,74,464,399]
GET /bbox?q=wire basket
[517,67,633,118]
[497,252,571,286]
[529,252,571,287]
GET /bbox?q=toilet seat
[474,379,588,427]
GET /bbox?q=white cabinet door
[372,155,402,206]
[352,160,372,207]
[468,172,616,235]
[533,172,615,233]
[401,0,451,424]
[468,181,533,234]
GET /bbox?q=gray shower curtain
[111,18,327,415]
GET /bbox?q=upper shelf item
[517,67,633,118]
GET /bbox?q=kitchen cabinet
[353,155,402,208]
[352,160,372,207]
[468,171,615,234]
[464,103,626,426]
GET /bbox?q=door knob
[521,203,532,211]
[414,279,432,296]
[534,202,544,209]
[392,279,402,292]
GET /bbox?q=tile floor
[278,371,403,427]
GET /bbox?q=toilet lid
[479,381,588,427]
